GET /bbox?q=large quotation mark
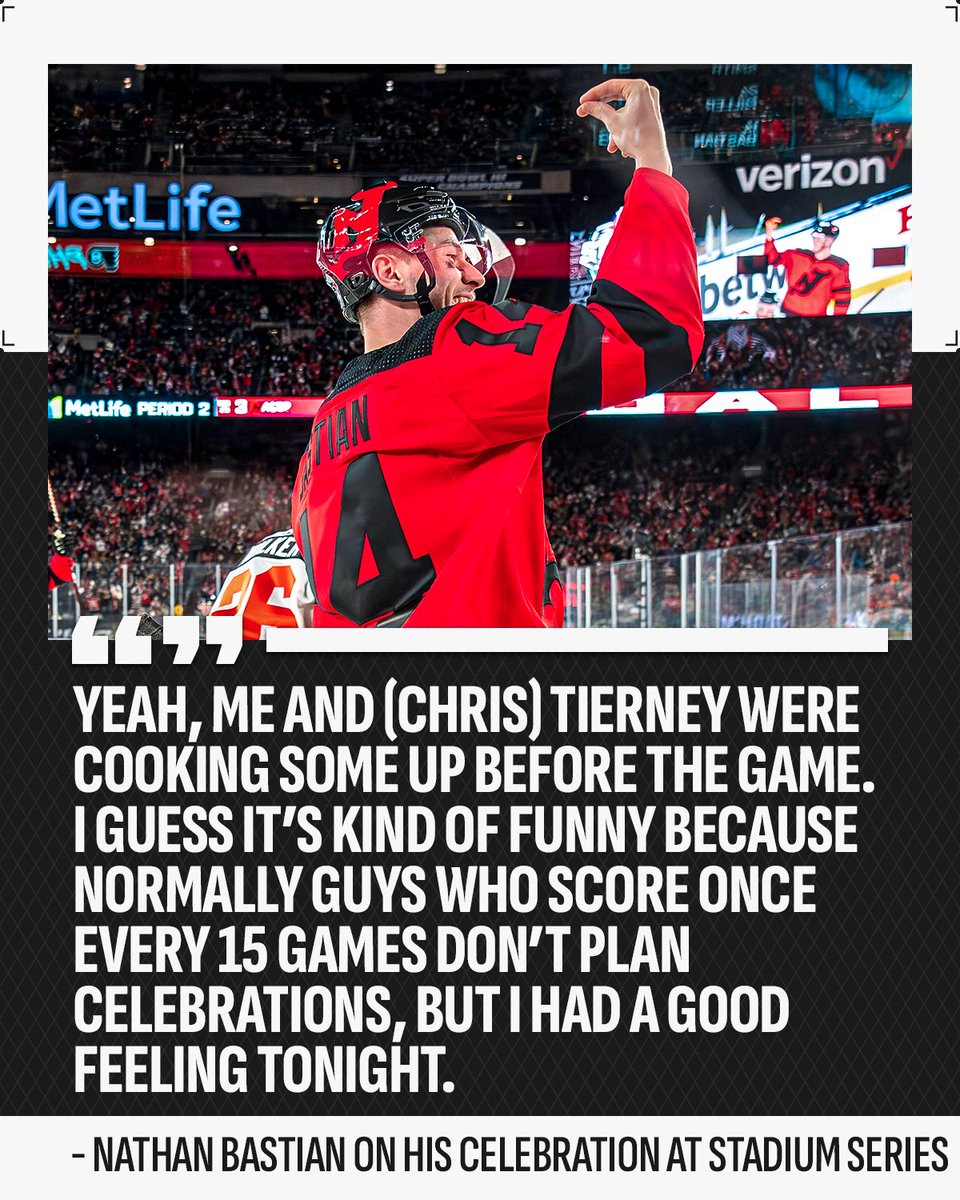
[71,616,242,664]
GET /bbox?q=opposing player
[764,217,851,317]
[208,528,314,640]
[293,79,704,627]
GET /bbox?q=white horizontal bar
[266,628,888,654]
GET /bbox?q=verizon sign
[676,148,911,231]
[735,153,891,193]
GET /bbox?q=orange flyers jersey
[208,528,313,640]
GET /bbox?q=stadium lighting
[143,237,155,247]
[48,236,57,245]
[435,64,446,74]
[227,244,239,253]
[134,64,147,71]
[122,76,132,90]
[514,237,527,247]
[386,80,394,93]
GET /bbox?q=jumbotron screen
[572,179,911,321]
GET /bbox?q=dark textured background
[1,352,956,1117]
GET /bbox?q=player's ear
[370,247,410,289]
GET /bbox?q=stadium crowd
[49,278,362,398]
[48,416,910,619]
[49,70,589,173]
[47,449,293,617]
[49,64,903,173]
[48,78,155,173]
[543,419,911,568]
[688,314,911,390]
[49,277,911,398]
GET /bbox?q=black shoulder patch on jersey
[494,298,535,320]
[327,310,447,400]
[826,254,849,267]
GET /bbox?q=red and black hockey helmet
[812,219,840,239]
[317,181,514,324]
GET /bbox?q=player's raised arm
[764,216,786,265]
[433,79,704,443]
[577,81,703,406]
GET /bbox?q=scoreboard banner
[603,384,912,415]
[46,386,912,421]
[213,386,913,418]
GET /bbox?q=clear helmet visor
[457,208,515,304]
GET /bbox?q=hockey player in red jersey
[764,217,851,316]
[48,552,76,592]
[293,79,704,627]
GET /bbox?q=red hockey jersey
[48,553,75,591]
[293,168,703,628]
[764,239,851,316]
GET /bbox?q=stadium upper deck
[50,63,911,175]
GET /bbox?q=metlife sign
[47,180,242,233]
